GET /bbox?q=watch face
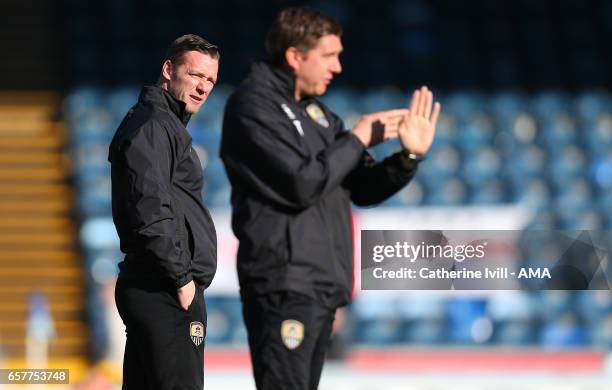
[401,151,424,170]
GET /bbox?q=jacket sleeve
[121,122,192,288]
[221,92,365,210]
[343,150,418,207]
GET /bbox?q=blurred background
[0,0,610,388]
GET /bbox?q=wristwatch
[399,150,425,170]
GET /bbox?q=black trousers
[115,277,207,390]
[242,291,335,390]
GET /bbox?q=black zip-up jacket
[221,62,417,308]
[108,85,217,289]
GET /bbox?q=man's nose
[196,82,206,94]
[332,58,342,74]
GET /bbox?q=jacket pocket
[169,193,188,253]
[183,214,195,260]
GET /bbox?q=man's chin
[317,85,329,96]
[307,87,327,98]
[185,104,201,114]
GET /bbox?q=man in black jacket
[221,7,440,390]
[108,34,218,390]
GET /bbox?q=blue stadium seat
[590,152,612,190]
[546,145,586,188]
[207,185,232,209]
[583,116,612,157]
[445,298,489,345]
[71,108,115,144]
[532,91,571,123]
[387,179,424,207]
[489,92,529,130]
[552,178,593,229]
[575,91,611,125]
[598,193,612,228]
[537,291,574,323]
[65,87,105,123]
[504,145,547,193]
[511,177,550,213]
[73,141,110,175]
[80,217,119,250]
[359,88,407,113]
[76,173,112,217]
[539,113,578,155]
[587,313,612,348]
[423,177,466,205]
[204,296,233,344]
[426,144,461,177]
[106,87,139,123]
[576,291,611,326]
[397,294,446,344]
[445,92,486,123]
[540,313,588,348]
[211,296,247,345]
[488,292,536,345]
[467,179,507,204]
[202,158,231,207]
[319,89,359,120]
[431,112,457,146]
[461,146,502,187]
[351,294,402,345]
[456,113,495,154]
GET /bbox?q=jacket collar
[138,85,192,126]
[250,62,299,103]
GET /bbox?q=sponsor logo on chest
[281,103,304,137]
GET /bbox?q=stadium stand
[0,92,88,372]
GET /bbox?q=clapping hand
[398,86,440,156]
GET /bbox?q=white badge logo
[280,319,304,350]
[292,120,304,136]
[190,321,205,346]
[281,103,304,136]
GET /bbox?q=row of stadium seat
[66,87,610,138]
[65,88,612,228]
[202,292,611,347]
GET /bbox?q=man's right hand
[177,280,196,311]
[351,109,408,148]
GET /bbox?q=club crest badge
[306,103,329,128]
[280,319,304,350]
[190,321,205,346]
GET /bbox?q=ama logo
[518,267,551,279]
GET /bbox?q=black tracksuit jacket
[221,62,417,308]
[108,86,217,289]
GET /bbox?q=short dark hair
[265,7,342,66]
[164,34,220,65]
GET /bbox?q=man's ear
[161,59,173,81]
[284,47,302,72]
